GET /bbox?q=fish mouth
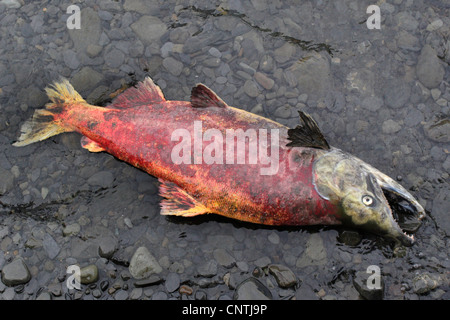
[379,183,426,246]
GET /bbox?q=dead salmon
[13,77,425,246]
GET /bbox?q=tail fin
[13,79,84,147]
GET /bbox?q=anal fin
[158,179,210,217]
[81,136,106,152]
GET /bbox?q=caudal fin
[13,79,84,147]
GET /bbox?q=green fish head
[313,149,425,246]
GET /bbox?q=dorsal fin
[110,77,165,108]
[190,84,228,109]
[286,111,330,150]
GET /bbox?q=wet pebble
[213,248,236,268]
[233,278,272,300]
[165,272,180,293]
[412,273,441,294]
[87,171,114,188]
[1,258,31,286]
[416,45,445,89]
[268,264,297,288]
[129,246,162,280]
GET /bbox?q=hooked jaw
[366,167,426,246]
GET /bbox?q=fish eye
[362,195,374,206]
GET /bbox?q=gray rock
[254,72,274,90]
[353,270,384,300]
[213,248,236,268]
[165,272,180,293]
[98,235,118,259]
[416,45,445,89]
[197,260,218,278]
[291,52,332,100]
[382,119,402,134]
[412,273,441,294]
[404,108,424,127]
[296,234,327,267]
[361,96,383,112]
[233,278,272,300]
[129,287,143,300]
[268,264,298,288]
[129,246,162,279]
[105,48,125,69]
[423,116,450,142]
[63,223,80,237]
[432,188,450,236]
[243,80,259,98]
[0,167,14,195]
[80,264,98,284]
[43,233,60,259]
[114,289,129,300]
[0,0,21,9]
[71,67,104,93]
[273,106,292,119]
[383,79,411,109]
[87,171,114,188]
[68,7,101,53]
[131,16,167,45]
[163,57,183,76]
[63,49,80,70]
[1,258,31,286]
[274,43,295,64]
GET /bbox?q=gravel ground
[0,0,448,300]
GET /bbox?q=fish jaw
[313,149,425,246]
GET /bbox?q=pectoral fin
[158,179,210,217]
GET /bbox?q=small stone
[254,72,274,90]
[98,236,118,259]
[382,119,402,134]
[197,260,218,278]
[42,234,60,259]
[353,271,384,300]
[0,167,14,195]
[423,116,450,143]
[412,273,441,294]
[129,247,162,280]
[426,19,443,32]
[87,171,114,188]
[165,272,180,293]
[208,47,222,58]
[129,288,143,300]
[361,96,383,112]
[273,106,292,119]
[163,57,183,76]
[105,48,125,69]
[416,45,445,89]
[133,275,163,287]
[63,49,80,69]
[243,80,259,98]
[36,292,51,300]
[233,278,272,300]
[130,16,167,45]
[268,264,297,288]
[1,258,31,286]
[213,248,236,268]
[114,289,129,300]
[63,223,80,237]
[179,284,193,295]
[274,43,295,63]
[267,232,280,244]
[80,265,99,284]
